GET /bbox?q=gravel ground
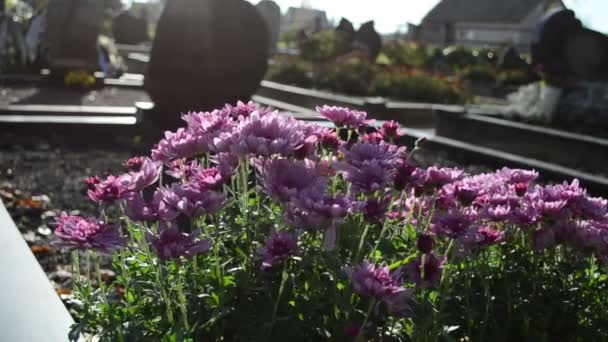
[0,140,132,313]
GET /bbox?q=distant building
[281,6,329,33]
[413,0,564,51]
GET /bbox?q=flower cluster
[54,102,608,341]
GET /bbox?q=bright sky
[245,0,441,33]
[132,0,608,34]
[244,0,608,34]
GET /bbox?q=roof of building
[422,0,546,24]
[285,6,327,18]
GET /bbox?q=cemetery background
[0,0,608,340]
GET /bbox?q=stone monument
[532,8,608,83]
[145,0,270,122]
[353,21,382,60]
[507,8,608,124]
[256,0,280,53]
[46,0,104,77]
[113,10,149,45]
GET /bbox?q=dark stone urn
[145,0,270,123]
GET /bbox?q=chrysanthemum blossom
[223,100,258,119]
[53,212,125,251]
[214,111,306,157]
[260,158,326,202]
[157,184,226,220]
[257,231,298,269]
[284,195,350,231]
[148,225,211,262]
[165,159,200,180]
[316,105,372,129]
[317,128,343,151]
[345,261,413,316]
[151,128,209,162]
[380,120,403,139]
[123,156,147,171]
[87,174,132,204]
[341,141,405,169]
[424,167,465,188]
[191,167,224,191]
[125,159,162,192]
[181,109,233,135]
[124,192,162,222]
[337,161,395,194]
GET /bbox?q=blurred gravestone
[145,0,270,122]
[46,0,104,77]
[353,21,381,60]
[113,10,149,45]
[532,8,608,82]
[256,0,280,53]
[335,18,355,55]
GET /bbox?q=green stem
[354,224,371,263]
[93,252,109,306]
[355,299,376,342]
[141,234,175,324]
[371,197,397,256]
[176,266,190,331]
[269,263,289,337]
[72,250,81,290]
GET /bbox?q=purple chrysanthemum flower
[345,261,413,316]
[484,204,512,221]
[379,120,403,140]
[294,135,319,160]
[165,159,200,180]
[124,192,162,222]
[191,166,224,191]
[431,209,476,239]
[260,158,326,202]
[148,225,211,262]
[87,174,132,204]
[571,195,608,220]
[514,183,528,197]
[214,111,306,157]
[157,184,225,220]
[541,179,585,202]
[284,195,350,231]
[404,253,446,288]
[124,159,162,192]
[361,132,385,144]
[316,105,371,129]
[453,185,480,206]
[423,167,465,188]
[477,226,505,246]
[123,156,148,171]
[337,161,395,194]
[181,109,233,135]
[497,167,539,185]
[53,212,125,251]
[257,231,298,269]
[224,100,258,119]
[317,129,343,151]
[355,195,392,223]
[84,175,101,190]
[532,199,568,218]
[393,161,425,191]
[341,141,405,169]
[151,128,209,162]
